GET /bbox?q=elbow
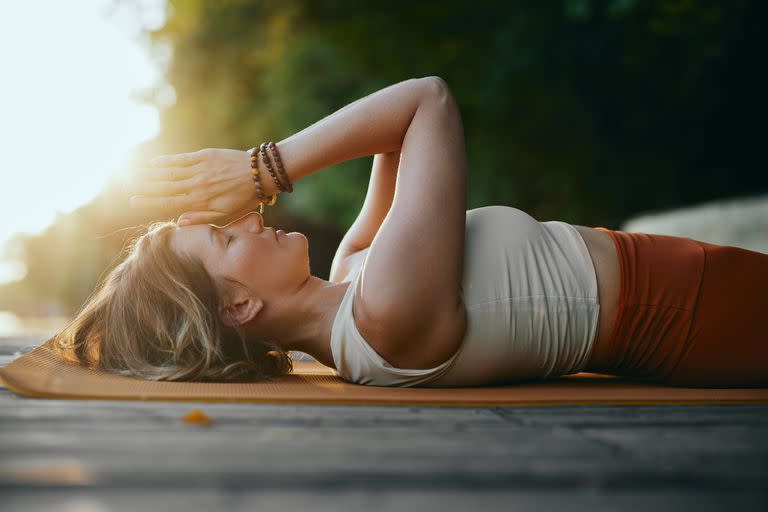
[420,75,450,94]
[417,76,454,105]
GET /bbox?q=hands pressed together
[130,148,264,226]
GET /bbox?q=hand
[131,148,267,225]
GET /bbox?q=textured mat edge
[3,374,766,406]
[2,346,767,407]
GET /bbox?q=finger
[135,164,200,182]
[131,177,198,197]
[177,211,227,226]
[130,194,198,211]
[149,151,205,168]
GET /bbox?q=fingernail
[178,218,190,226]
[149,156,163,166]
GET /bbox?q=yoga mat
[1,345,767,406]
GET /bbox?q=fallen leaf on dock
[181,408,213,426]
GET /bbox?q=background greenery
[2,0,765,315]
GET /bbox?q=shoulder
[352,274,467,370]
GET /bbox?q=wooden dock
[1,339,766,511]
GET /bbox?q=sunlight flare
[0,0,165,284]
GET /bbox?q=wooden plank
[3,489,766,512]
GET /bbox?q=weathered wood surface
[1,339,767,511]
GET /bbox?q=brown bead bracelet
[267,141,293,193]
[248,147,277,214]
[259,142,285,193]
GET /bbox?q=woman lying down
[52,77,768,388]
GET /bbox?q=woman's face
[170,212,310,300]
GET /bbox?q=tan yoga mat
[1,345,767,406]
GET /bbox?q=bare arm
[288,77,468,367]
[275,79,430,189]
[329,150,398,282]
[133,78,433,219]
[354,78,467,367]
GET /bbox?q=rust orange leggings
[593,228,768,387]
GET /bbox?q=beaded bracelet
[248,147,277,214]
[267,141,293,193]
[259,142,285,193]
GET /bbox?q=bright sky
[0,0,167,284]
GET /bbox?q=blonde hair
[49,221,292,382]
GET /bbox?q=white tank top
[330,206,600,387]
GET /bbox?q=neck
[246,275,351,368]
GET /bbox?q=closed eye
[227,234,234,247]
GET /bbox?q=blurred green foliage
[148,0,765,227]
[2,0,766,315]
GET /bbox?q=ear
[218,297,264,327]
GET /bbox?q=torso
[572,226,620,372]
[334,223,620,374]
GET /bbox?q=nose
[224,211,263,233]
